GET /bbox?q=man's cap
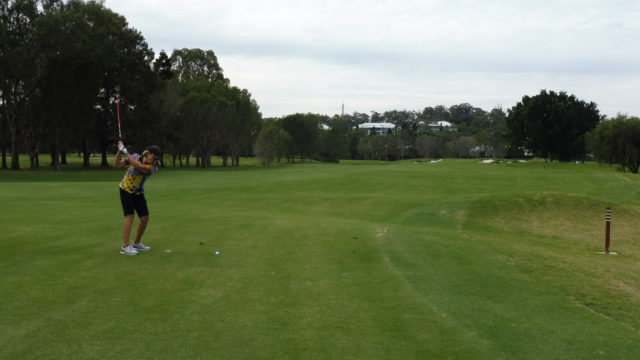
[147,145,161,158]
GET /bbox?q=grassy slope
[1,159,640,359]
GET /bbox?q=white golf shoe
[132,242,151,251]
[120,245,139,256]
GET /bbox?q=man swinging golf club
[114,141,161,255]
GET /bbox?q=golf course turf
[2,158,640,359]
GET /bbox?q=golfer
[114,141,161,255]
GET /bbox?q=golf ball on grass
[215,251,220,255]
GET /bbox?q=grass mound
[465,192,640,331]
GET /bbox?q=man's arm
[114,150,126,168]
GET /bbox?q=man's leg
[123,215,135,246]
[134,216,149,243]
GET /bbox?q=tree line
[1,0,261,170]
[255,104,508,164]
[256,91,640,174]
[2,1,638,172]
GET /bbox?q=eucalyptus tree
[171,48,227,84]
[153,50,173,80]
[88,2,154,167]
[223,87,261,167]
[279,113,321,161]
[179,80,232,168]
[254,120,291,166]
[0,0,59,169]
[32,0,154,169]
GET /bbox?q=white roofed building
[419,120,456,132]
[356,122,396,136]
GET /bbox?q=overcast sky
[106,0,639,118]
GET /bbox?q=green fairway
[2,159,640,359]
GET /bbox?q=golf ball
[215,251,220,255]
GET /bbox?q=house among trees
[357,122,396,135]
[424,121,456,132]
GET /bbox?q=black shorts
[119,188,149,217]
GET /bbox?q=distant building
[418,120,456,132]
[356,122,396,135]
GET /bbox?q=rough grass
[1,158,640,359]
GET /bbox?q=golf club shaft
[117,101,122,139]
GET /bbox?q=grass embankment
[1,159,639,359]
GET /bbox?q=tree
[358,135,396,161]
[348,129,365,159]
[254,120,291,165]
[33,0,155,169]
[316,127,348,162]
[171,48,227,84]
[279,113,321,161]
[418,105,450,125]
[370,111,383,123]
[382,110,417,128]
[450,136,477,158]
[480,107,507,158]
[395,128,414,160]
[357,136,373,160]
[416,134,445,158]
[135,79,182,166]
[0,101,6,168]
[351,112,370,125]
[180,80,230,168]
[506,90,603,161]
[328,115,354,133]
[449,103,490,136]
[153,50,173,80]
[93,4,155,167]
[2,2,267,171]
[0,0,54,169]
[586,115,640,173]
[221,87,262,167]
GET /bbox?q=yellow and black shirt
[118,154,158,194]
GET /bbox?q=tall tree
[220,86,261,167]
[180,80,231,168]
[0,100,6,168]
[586,115,640,173]
[91,2,154,167]
[153,50,173,80]
[419,105,450,124]
[254,120,291,166]
[416,134,445,158]
[450,136,477,158]
[33,0,155,169]
[279,113,321,161]
[316,127,348,162]
[171,48,227,84]
[506,90,603,161]
[0,0,58,169]
[37,0,103,169]
[382,110,417,127]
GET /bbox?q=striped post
[605,207,612,254]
